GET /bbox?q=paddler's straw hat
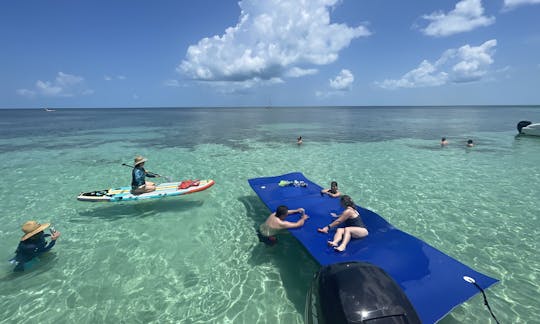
[134,156,147,166]
[21,220,50,241]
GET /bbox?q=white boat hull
[522,123,540,136]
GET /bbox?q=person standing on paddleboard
[131,156,158,194]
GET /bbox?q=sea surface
[0,106,539,323]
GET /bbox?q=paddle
[121,163,173,182]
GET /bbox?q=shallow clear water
[1,107,539,323]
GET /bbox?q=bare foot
[334,245,346,252]
[327,241,338,247]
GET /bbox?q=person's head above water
[330,181,338,193]
[275,205,289,218]
[441,137,448,146]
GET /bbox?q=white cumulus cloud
[376,61,448,89]
[17,72,93,98]
[284,67,318,78]
[450,40,497,82]
[376,39,497,89]
[178,0,370,87]
[419,0,495,37]
[503,0,540,9]
[329,69,354,90]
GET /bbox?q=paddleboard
[77,179,214,202]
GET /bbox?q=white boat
[44,108,56,112]
[517,121,540,136]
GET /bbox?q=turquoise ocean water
[1,106,539,323]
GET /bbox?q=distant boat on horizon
[44,108,56,112]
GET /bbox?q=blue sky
[1,0,539,108]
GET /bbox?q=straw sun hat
[134,156,147,166]
[21,220,50,241]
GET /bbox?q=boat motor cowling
[305,262,421,324]
[517,121,532,134]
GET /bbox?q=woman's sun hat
[21,220,50,241]
[134,156,147,166]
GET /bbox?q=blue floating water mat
[248,172,498,324]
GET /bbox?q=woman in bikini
[317,195,368,252]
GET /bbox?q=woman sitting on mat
[317,195,368,252]
[320,181,341,198]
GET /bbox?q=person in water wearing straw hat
[131,155,159,194]
[10,221,61,271]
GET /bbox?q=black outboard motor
[517,120,532,134]
[305,262,421,324]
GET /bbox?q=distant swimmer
[258,205,309,245]
[467,139,474,147]
[321,181,341,198]
[441,137,448,146]
[297,136,303,145]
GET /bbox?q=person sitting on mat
[10,220,61,272]
[317,195,368,252]
[131,155,158,194]
[321,181,341,198]
[258,205,309,245]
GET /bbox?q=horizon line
[1,104,540,110]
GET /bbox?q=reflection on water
[77,199,205,220]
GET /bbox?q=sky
[1,0,539,108]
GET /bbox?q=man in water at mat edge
[131,155,158,194]
[258,205,309,245]
[10,221,61,271]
